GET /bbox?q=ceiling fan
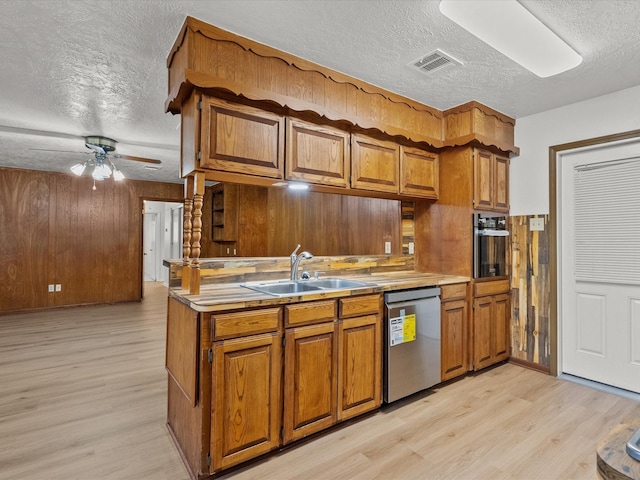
[31,135,162,185]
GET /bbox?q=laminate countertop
[168,271,471,312]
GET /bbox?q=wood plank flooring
[1,283,636,480]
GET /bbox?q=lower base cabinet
[211,333,282,471]
[473,280,510,371]
[167,293,382,477]
[440,283,469,381]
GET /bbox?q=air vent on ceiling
[408,49,462,75]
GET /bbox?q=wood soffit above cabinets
[166,16,518,156]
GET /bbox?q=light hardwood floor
[1,283,636,480]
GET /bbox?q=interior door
[143,212,158,281]
[559,138,640,393]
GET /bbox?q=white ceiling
[1,0,639,184]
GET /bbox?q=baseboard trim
[509,357,550,375]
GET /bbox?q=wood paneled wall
[0,167,182,314]
[509,215,550,370]
[204,185,404,257]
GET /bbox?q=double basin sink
[242,278,373,297]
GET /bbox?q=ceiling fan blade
[113,153,162,164]
[29,148,90,154]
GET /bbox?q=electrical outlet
[385,241,391,254]
[408,242,415,254]
[529,217,544,231]
[48,284,54,292]
[55,284,62,292]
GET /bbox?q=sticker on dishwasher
[389,313,416,345]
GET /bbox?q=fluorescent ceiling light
[439,0,582,77]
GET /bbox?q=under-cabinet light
[439,0,582,77]
[288,182,309,191]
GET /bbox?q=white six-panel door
[558,138,640,393]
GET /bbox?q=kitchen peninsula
[164,15,518,479]
[165,255,469,477]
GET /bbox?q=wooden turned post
[181,176,194,291]
[189,172,205,295]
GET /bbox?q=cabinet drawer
[441,283,468,302]
[474,279,509,297]
[213,307,282,340]
[339,294,381,319]
[285,300,337,327]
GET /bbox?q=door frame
[139,197,185,299]
[548,128,640,376]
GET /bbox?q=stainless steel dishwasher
[384,287,441,403]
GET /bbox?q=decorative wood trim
[508,356,550,375]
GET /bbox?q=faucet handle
[313,271,325,280]
[290,244,301,257]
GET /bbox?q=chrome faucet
[290,244,313,281]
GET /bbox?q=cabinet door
[399,146,439,199]
[441,299,468,381]
[286,118,350,187]
[351,133,399,193]
[492,293,510,361]
[473,295,494,371]
[473,149,494,210]
[337,314,381,421]
[200,96,284,179]
[283,322,337,444]
[493,155,510,212]
[211,333,282,471]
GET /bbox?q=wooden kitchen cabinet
[211,332,282,471]
[337,295,382,421]
[210,307,282,471]
[399,146,439,199]
[472,280,510,371]
[199,96,285,179]
[285,118,350,188]
[283,299,338,444]
[440,283,469,381]
[473,148,509,213]
[351,133,399,194]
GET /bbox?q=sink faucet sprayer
[290,244,313,281]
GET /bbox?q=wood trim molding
[548,128,640,377]
[509,357,550,375]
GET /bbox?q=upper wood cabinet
[351,134,399,194]
[200,96,285,179]
[351,134,439,198]
[285,118,350,188]
[211,183,238,242]
[400,146,439,199]
[473,148,509,213]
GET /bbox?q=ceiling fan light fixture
[113,168,125,181]
[70,162,86,176]
[439,0,582,77]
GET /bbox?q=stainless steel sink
[243,281,322,296]
[242,278,372,297]
[308,278,371,289]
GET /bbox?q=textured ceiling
[0,0,639,184]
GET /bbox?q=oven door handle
[476,229,510,237]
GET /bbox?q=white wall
[510,84,640,216]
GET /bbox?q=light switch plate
[48,284,54,292]
[384,241,391,254]
[530,217,544,231]
[408,242,415,254]
[55,284,62,292]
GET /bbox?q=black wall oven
[473,214,509,278]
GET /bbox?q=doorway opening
[143,200,183,286]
